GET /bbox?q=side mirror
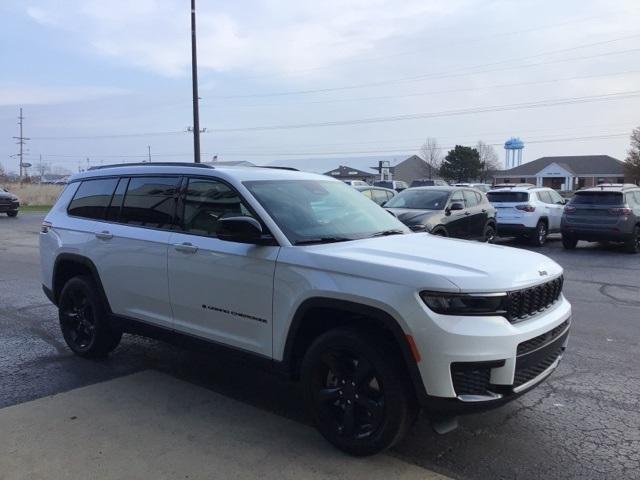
[449,202,464,211]
[217,216,265,244]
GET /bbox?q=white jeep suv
[487,186,567,246]
[40,163,571,455]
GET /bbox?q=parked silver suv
[562,184,640,253]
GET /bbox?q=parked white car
[40,163,570,455]
[487,186,567,246]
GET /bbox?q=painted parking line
[0,370,449,480]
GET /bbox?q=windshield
[571,191,623,205]
[487,191,530,203]
[244,179,408,244]
[385,189,450,210]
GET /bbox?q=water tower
[504,137,524,169]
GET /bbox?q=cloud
[24,0,471,77]
[0,85,129,106]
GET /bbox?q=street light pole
[190,0,201,163]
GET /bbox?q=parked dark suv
[0,186,20,217]
[561,184,640,253]
[384,186,497,241]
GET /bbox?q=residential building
[323,165,378,183]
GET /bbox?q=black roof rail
[88,162,214,171]
[258,166,299,171]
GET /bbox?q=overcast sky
[1,0,639,174]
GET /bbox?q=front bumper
[0,202,19,212]
[410,295,571,414]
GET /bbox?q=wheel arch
[281,297,428,404]
[52,253,111,312]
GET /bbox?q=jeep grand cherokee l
[40,163,571,456]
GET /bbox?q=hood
[0,191,18,200]
[287,233,562,293]
[386,208,441,228]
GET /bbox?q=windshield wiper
[368,229,406,238]
[294,236,354,246]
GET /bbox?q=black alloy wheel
[483,223,496,243]
[59,276,122,357]
[562,235,578,250]
[301,328,416,456]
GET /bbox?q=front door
[445,189,472,238]
[546,189,565,232]
[167,176,278,357]
[463,189,488,239]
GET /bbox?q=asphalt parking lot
[1,213,639,479]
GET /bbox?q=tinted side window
[548,190,564,204]
[106,177,128,221]
[634,191,640,205]
[361,189,373,199]
[120,176,180,229]
[178,178,254,237]
[67,178,118,220]
[475,192,484,204]
[463,190,479,207]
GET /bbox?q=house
[382,155,443,184]
[323,165,377,183]
[493,155,628,191]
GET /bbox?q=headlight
[409,224,427,232]
[420,291,508,316]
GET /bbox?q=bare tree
[419,137,443,179]
[625,126,640,185]
[476,140,501,182]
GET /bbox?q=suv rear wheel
[301,327,416,456]
[531,221,548,247]
[624,225,640,254]
[562,235,578,250]
[483,223,496,243]
[58,275,122,358]
[7,211,17,217]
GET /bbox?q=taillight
[41,221,53,233]
[608,207,632,216]
[515,204,536,212]
[564,205,576,213]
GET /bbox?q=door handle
[173,242,198,254]
[95,230,113,240]
[464,211,471,216]
[481,209,487,213]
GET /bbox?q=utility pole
[190,0,201,163]
[147,145,152,162]
[12,108,29,179]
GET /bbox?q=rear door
[463,189,487,238]
[91,175,180,329]
[565,191,624,229]
[167,176,278,357]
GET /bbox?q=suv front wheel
[301,327,416,456]
[58,275,122,358]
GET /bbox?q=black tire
[562,235,578,250]
[431,228,447,237]
[482,223,496,243]
[530,221,548,247]
[301,327,417,456]
[7,211,18,217]
[58,275,122,358]
[624,225,640,254]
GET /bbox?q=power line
[203,90,640,133]
[206,34,640,99]
[207,69,640,109]
[30,130,186,141]
[22,131,633,161]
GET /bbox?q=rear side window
[571,192,623,205]
[106,178,128,221]
[634,191,640,205]
[371,189,389,205]
[361,189,373,199]
[536,191,552,204]
[67,178,118,220]
[487,192,529,203]
[463,190,479,207]
[120,176,180,229]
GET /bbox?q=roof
[354,185,396,193]
[391,155,444,183]
[70,163,327,184]
[323,165,377,178]
[494,155,624,177]
[580,184,639,192]
[405,186,462,192]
